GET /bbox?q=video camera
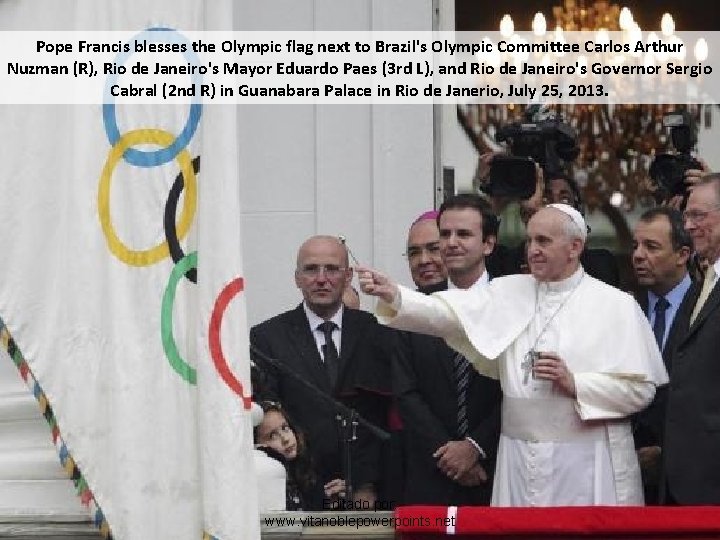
[648,110,701,202]
[486,105,580,199]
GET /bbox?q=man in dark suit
[379,210,450,507]
[631,206,695,504]
[664,174,720,505]
[394,194,502,505]
[250,235,391,505]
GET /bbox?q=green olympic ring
[161,251,198,384]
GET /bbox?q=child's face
[257,410,298,460]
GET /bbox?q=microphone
[250,343,390,442]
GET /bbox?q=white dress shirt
[303,302,343,360]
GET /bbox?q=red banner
[395,505,720,538]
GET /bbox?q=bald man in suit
[251,235,392,505]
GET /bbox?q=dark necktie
[652,296,670,350]
[317,321,339,386]
[454,352,471,438]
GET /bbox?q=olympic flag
[0,1,259,539]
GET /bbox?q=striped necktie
[454,352,471,438]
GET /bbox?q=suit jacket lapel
[441,340,458,388]
[437,284,456,385]
[681,281,719,345]
[664,281,699,368]
[635,290,649,316]
[286,304,332,391]
[336,308,364,392]
[417,283,456,385]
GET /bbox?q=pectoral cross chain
[523,272,585,386]
[522,350,538,385]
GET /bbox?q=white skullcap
[546,203,587,241]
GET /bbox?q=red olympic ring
[208,277,252,409]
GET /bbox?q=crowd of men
[250,167,720,509]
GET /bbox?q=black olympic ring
[164,155,200,283]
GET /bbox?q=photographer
[649,110,711,210]
[657,160,710,212]
[647,109,713,277]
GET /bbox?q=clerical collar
[448,269,489,292]
[538,266,585,294]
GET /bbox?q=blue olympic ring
[103,27,202,167]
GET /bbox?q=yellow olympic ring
[98,129,197,267]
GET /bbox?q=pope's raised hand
[356,266,398,305]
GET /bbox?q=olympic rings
[99,27,251,403]
[161,251,198,385]
[98,128,197,266]
[102,28,202,167]
[208,277,252,409]
[165,155,200,283]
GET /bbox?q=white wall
[235,0,437,324]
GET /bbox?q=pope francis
[359,204,668,506]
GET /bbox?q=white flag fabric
[0,1,258,539]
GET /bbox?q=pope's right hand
[356,266,398,305]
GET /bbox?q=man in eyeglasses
[250,235,393,507]
[393,195,502,506]
[381,211,449,506]
[664,173,720,505]
[406,210,448,292]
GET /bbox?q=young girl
[254,401,345,510]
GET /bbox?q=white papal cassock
[378,268,668,506]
